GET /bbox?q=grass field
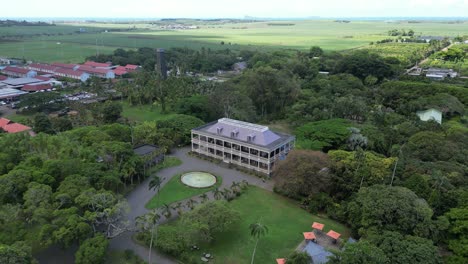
[145,172,222,209]
[2,20,468,63]
[363,42,431,66]
[186,186,350,263]
[121,102,178,122]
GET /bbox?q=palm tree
[148,175,164,192]
[213,188,223,200]
[249,222,268,264]
[231,181,241,192]
[135,210,160,264]
[200,193,209,203]
[241,180,249,190]
[160,203,172,219]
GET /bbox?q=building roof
[0,75,7,81]
[276,259,286,264]
[78,65,112,75]
[84,61,112,68]
[303,240,333,264]
[312,222,324,231]
[55,68,86,77]
[0,88,28,99]
[133,144,160,156]
[2,66,31,74]
[125,64,139,70]
[303,232,316,240]
[22,83,52,92]
[35,76,51,81]
[113,66,128,75]
[326,230,341,240]
[29,63,58,72]
[51,62,77,69]
[193,118,294,149]
[1,77,42,86]
[0,118,31,133]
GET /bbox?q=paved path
[109,147,273,264]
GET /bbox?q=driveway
[109,147,274,264]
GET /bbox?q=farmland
[363,42,431,67]
[1,20,468,63]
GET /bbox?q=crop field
[363,43,431,66]
[1,20,468,63]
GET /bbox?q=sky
[1,0,468,19]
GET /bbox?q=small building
[0,57,22,65]
[418,36,446,43]
[233,61,247,72]
[133,144,165,167]
[0,118,32,133]
[191,118,295,175]
[54,68,90,82]
[78,65,115,79]
[426,68,458,80]
[417,108,442,124]
[2,66,37,78]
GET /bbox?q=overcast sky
[1,0,468,18]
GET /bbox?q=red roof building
[303,232,316,241]
[312,222,324,231]
[0,118,32,133]
[276,259,286,264]
[0,75,7,81]
[2,66,37,78]
[113,66,128,76]
[28,63,58,74]
[84,61,112,68]
[35,76,51,81]
[55,68,89,80]
[326,230,341,240]
[22,83,52,92]
[124,64,139,71]
[51,63,77,69]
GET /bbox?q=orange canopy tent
[312,222,324,231]
[326,230,341,240]
[303,232,316,240]
[276,258,286,264]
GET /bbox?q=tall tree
[249,222,268,264]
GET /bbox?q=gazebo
[312,222,324,231]
[326,230,341,243]
[276,258,286,264]
[303,232,317,242]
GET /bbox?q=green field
[2,20,468,63]
[186,187,350,263]
[121,102,179,122]
[145,172,222,209]
[363,42,431,66]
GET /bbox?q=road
[108,147,273,264]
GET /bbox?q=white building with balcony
[191,118,295,175]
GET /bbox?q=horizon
[2,0,468,19]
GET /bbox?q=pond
[180,171,217,188]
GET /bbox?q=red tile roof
[326,230,341,240]
[55,68,87,78]
[3,66,30,74]
[0,118,31,133]
[84,61,112,68]
[51,63,77,69]
[0,75,7,81]
[113,66,128,75]
[78,65,111,75]
[276,259,286,264]
[28,63,58,72]
[22,83,52,92]
[303,232,316,240]
[125,64,139,70]
[312,222,324,231]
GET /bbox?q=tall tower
[156,48,167,79]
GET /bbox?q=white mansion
[191,118,295,175]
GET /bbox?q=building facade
[191,118,295,175]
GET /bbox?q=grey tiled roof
[193,118,294,149]
[133,144,159,156]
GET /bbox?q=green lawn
[145,172,222,209]
[190,187,350,263]
[121,102,179,122]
